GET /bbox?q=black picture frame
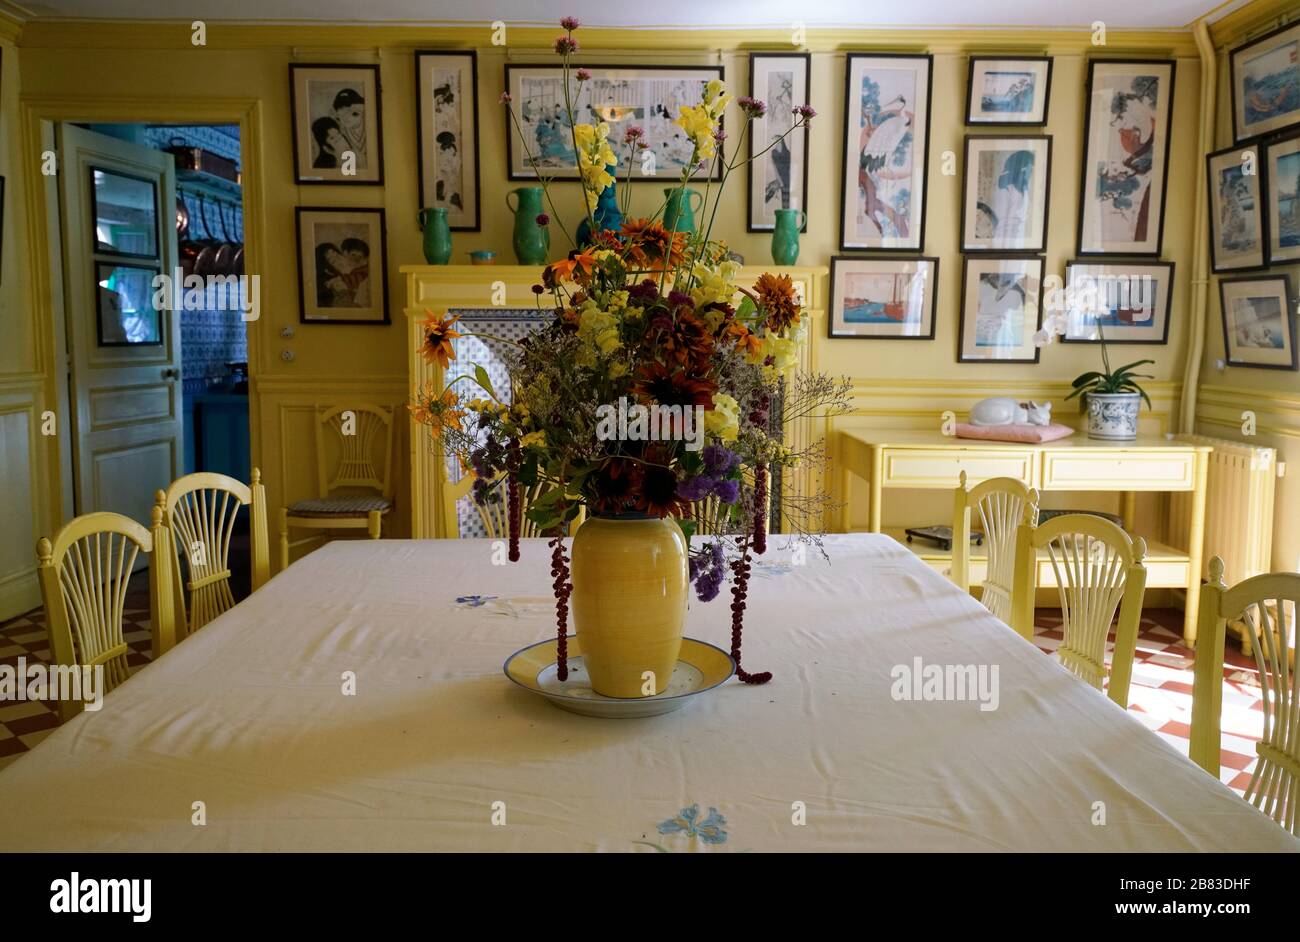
[1060,259,1175,346]
[957,255,1044,363]
[294,206,390,326]
[289,63,385,186]
[1218,274,1298,371]
[1229,19,1300,144]
[502,63,725,182]
[1205,142,1268,274]
[415,50,480,232]
[964,56,1053,126]
[89,165,161,260]
[960,133,1052,253]
[0,175,5,285]
[94,260,163,347]
[1075,58,1176,258]
[1264,129,1300,266]
[827,255,940,340]
[839,52,933,253]
[747,52,811,233]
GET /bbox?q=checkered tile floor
[0,593,1267,791]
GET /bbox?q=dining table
[0,533,1295,852]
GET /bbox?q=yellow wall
[1198,0,1300,571]
[0,17,1212,598]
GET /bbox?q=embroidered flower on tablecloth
[657,804,727,844]
[455,595,498,607]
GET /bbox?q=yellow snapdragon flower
[578,304,622,355]
[675,80,731,160]
[705,392,740,442]
[574,122,617,211]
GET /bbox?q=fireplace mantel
[401,264,828,538]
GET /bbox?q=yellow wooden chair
[280,404,395,569]
[158,468,270,638]
[1190,557,1300,835]
[952,471,1038,624]
[35,508,176,722]
[1010,507,1148,708]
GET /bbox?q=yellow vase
[570,515,688,698]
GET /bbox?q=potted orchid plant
[410,18,849,699]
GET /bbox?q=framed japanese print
[1218,275,1297,371]
[1062,261,1174,345]
[415,51,480,231]
[840,53,932,252]
[290,64,384,185]
[961,134,1051,252]
[748,53,810,232]
[1230,20,1300,142]
[828,256,939,339]
[1206,143,1266,272]
[1076,59,1175,256]
[965,57,1052,125]
[295,207,389,325]
[957,256,1043,363]
[1265,132,1300,265]
[503,64,724,181]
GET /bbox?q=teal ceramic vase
[663,188,704,236]
[576,166,624,247]
[507,187,550,265]
[418,207,452,265]
[770,208,806,266]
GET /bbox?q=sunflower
[753,272,801,334]
[410,386,466,441]
[419,311,462,369]
[630,361,718,409]
[620,218,687,271]
[640,458,689,518]
[652,308,715,368]
[589,457,645,516]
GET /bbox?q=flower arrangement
[411,18,849,684]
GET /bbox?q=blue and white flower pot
[1086,392,1141,441]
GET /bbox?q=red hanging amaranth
[752,463,768,556]
[729,535,772,684]
[506,438,521,562]
[549,532,571,680]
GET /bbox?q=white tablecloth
[0,535,1294,852]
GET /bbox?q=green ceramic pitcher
[418,207,452,265]
[663,188,704,236]
[507,187,550,265]
[770,208,806,266]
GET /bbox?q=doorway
[54,121,252,593]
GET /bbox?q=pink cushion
[955,422,1075,443]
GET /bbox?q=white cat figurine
[969,397,1052,427]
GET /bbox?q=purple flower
[677,476,717,502]
[624,125,644,141]
[630,278,660,303]
[702,444,739,475]
[738,96,767,118]
[554,36,580,55]
[576,68,591,82]
[713,478,740,505]
[667,289,694,309]
[531,284,545,295]
[713,128,727,144]
[560,16,581,30]
[793,104,816,120]
[536,213,550,226]
[499,92,513,104]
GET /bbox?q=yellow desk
[839,428,1212,645]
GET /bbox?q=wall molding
[1209,0,1297,47]
[1196,384,1300,439]
[15,20,1201,56]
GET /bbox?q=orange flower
[754,272,801,333]
[410,383,465,441]
[419,311,462,370]
[620,218,686,271]
[726,321,763,360]
[546,251,597,284]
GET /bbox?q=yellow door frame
[19,96,266,539]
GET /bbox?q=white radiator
[1170,434,1277,585]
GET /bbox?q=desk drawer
[883,448,1034,488]
[1040,451,1196,491]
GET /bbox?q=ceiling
[1,0,1249,29]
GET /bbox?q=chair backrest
[1190,557,1300,835]
[35,509,175,722]
[442,474,581,539]
[159,468,270,637]
[1011,507,1148,708]
[315,404,394,500]
[952,471,1038,624]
